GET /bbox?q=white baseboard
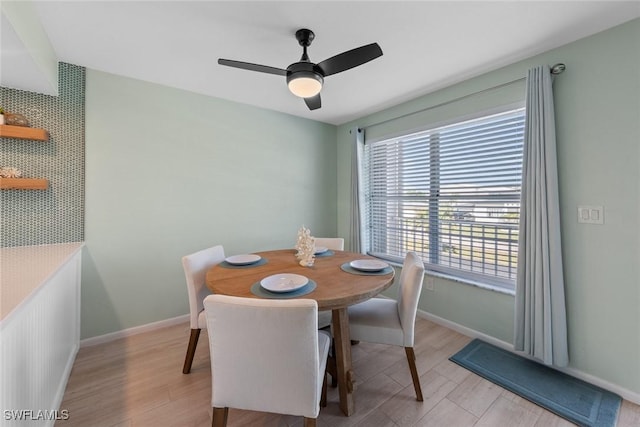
[80,314,189,347]
[417,309,514,351]
[417,309,640,405]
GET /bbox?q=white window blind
[364,108,525,289]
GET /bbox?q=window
[363,108,525,290]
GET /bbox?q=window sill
[425,270,515,296]
[382,258,516,296]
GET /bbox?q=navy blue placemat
[340,262,394,276]
[315,250,335,258]
[250,280,317,299]
[450,339,621,427]
[219,258,268,269]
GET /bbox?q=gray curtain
[348,127,365,253]
[514,65,568,367]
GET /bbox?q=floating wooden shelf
[0,178,49,190]
[0,124,49,141]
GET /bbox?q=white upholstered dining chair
[204,295,330,427]
[314,237,345,252]
[314,237,345,330]
[313,237,346,388]
[181,245,226,374]
[347,251,425,401]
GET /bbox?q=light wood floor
[57,317,640,427]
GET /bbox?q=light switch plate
[577,206,604,224]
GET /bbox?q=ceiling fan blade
[304,94,321,110]
[218,59,287,76]
[317,43,383,77]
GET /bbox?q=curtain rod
[360,63,566,132]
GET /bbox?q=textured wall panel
[1,63,85,247]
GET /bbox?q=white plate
[225,254,261,265]
[350,259,390,272]
[260,273,309,293]
[314,246,328,254]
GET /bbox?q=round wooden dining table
[206,249,395,416]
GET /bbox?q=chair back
[204,295,324,418]
[396,252,425,346]
[182,245,225,329]
[314,237,345,251]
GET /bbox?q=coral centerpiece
[295,226,316,267]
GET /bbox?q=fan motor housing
[286,62,324,82]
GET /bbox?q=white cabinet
[0,243,82,426]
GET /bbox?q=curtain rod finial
[551,63,566,75]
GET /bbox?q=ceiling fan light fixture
[218,28,383,110]
[287,71,323,98]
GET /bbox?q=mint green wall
[337,19,640,396]
[83,70,337,338]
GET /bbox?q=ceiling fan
[218,29,383,111]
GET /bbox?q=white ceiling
[4,1,640,125]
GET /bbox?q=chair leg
[212,407,228,427]
[182,328,201,374]
[327,354,337,387]
[320,373,328,407]
[303,417,317,427]
[405,347,423,401]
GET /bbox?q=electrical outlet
[425,276,435,291]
